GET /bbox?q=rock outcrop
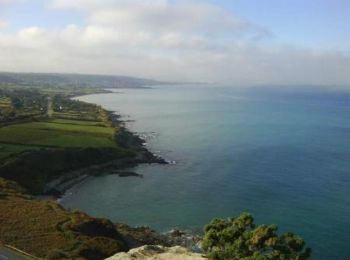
[105,245,206,260]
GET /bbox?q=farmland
[0,89,132,194]
[0,87,134,258]
[0,119,118,163]
[0,74,165,259]
[0,86,118,160]
[0,88,47,124]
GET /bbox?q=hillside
[0,88,163,195]
[0,85,174,259]
[0,72,163,89]
[0,177,127,259]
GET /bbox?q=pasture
[0,119,118,160]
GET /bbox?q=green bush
[202,212,311,260]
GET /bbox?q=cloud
[0,0,349,87]
[50,0,269,39]
[0,19,7,28]
[0,0,25,5]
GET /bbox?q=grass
[0,88,141,258]
[49,118,107,126]
[0,119,117,158]
[0,143,41,160]
[0,118,134,194]
[0,178,127,259]
[0,92,137,194]
[53,111,100,121]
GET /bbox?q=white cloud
[0,0,349,87]
[0,19,7,28]
[50,0,268,39]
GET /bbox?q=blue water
[61,85,350,259]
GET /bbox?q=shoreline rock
[40,110,167,198]
[115,224,202,253]
[105,245,206,260]
[112,171,143,178]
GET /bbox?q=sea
[60,84,350,259]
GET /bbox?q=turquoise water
[61,85,350,259]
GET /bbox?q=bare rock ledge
[105,245,206,260]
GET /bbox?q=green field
[0,119,117,159]
[52,111,101,121]
[48,118,106,126]
[0,143,41,160]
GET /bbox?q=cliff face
[105,245,206,260]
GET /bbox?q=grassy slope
[0,143,41,160]
[0,178,127,259]
[0,91,137,194]
[0,146,133,194]
[0,120,116,149]
[0,117,134,194]
[0,119,119,164]
[0,88,161,258]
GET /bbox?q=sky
[0,0,350,87]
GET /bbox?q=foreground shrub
[202,212,311,260]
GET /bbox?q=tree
[202,212,311,260]
[11,97,23,109]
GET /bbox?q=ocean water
[60,85,350,259]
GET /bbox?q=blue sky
[214,0,350,52]
[0,0,84,31]
[0,0,349,86]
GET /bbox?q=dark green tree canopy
[202,212,311,260]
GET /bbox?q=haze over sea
[61,85,350,259]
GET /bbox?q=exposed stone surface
[105,245,206,260]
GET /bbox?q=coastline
[48,93,203,251]
[42,92,167,198]
[0,87,202,259]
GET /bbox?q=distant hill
[0,72,164,88]
[0,74,22,84]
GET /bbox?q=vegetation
[0,177,127,259]
[0,77,311,259]
[0,77,165,259]
[0,120,116,148]
[0,88,47,124]
[202,212,311,260]
[0,116,119,162]
[1,147,133,194]
[52,95,111,122]
[0,72,161,89]
[0,87,139,194]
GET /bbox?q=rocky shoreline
[115,224,202,254]
[42,110,167,198]
[0,90,205,259]
[41,97,203,255]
